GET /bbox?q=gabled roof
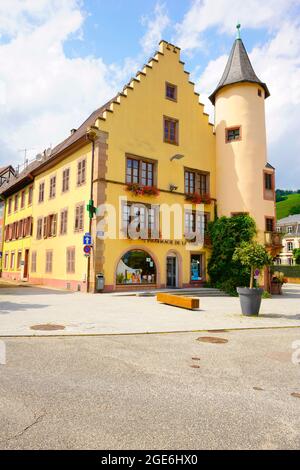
[209,38,270,105]
[277,214,300,225]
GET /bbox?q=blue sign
[83,233,92,245]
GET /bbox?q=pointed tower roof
[209,27,270,105]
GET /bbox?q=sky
[0,0,299,188]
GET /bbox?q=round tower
[209,26,276,244]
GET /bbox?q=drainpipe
[86,130,96,293]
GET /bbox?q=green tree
[293,248,300,265]
[207,215,257,295]
[289,204,300,215]
[233,242,272,288]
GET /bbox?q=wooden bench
[157,293,199,310]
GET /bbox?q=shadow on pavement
[0,302,49,314]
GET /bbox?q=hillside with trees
[276,190,300,219]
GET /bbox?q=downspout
[86,134,95,293]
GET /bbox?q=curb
[1,325,300,339]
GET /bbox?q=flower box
[185,192,211,204]
[126,183,159,197]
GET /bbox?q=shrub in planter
[270,271,287,295]
[233,242,272,316]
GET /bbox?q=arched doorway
[116,249,157,286]
[166,253,178,288]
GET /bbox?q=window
[185,171,195,194]
[36,218,43,239]
[38,182,45,203]
[184,170,209,195]
[116,250,156,285]
[17,219,23,239]
[8,198,12,215]
[287,241,294,252]
[17,251,22,270]
[45,250,53,273]
[66,247,75,274]
[10,251,15,270]
[126,157,155,186]
[49,176,56,199]
[14,194,18,212]
[28,186,33,205]
[74,204,84,231]
[166,82,177,101]
[265,217,274,232]
[122,202,159,239]
[31,251,37,273]
[190,254,203,282]
[287,226,293,234]
[77,159,86,186]
[184,210,206,241]
[164,117,178,144]
[258,89,262,97]
[264,173,273,190]
[21,191,25,209]
[62,168,70,193]
[42,214,57,238]
[226,127,241,142]
[4,252,9,270]
[60,209,68,235]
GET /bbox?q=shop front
[116,249,157,289]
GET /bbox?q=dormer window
[226,127,241,143]
[166,83,177,101]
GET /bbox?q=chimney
[70,129,77,135]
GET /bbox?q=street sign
[254,269,260,279]
[83,233,92,245]
[83,245,91,256]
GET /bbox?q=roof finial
[236,23,241,39]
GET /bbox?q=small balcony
[265,231,283,256]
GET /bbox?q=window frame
[45,250,53,273]
[31,251,37,273]
[265,216,275,233]
[28,186,33,206]
[38,181,45,203]
[74,203,85,232]
[184,168,210,195]
[66,246,76,274]
[49,174,56,199]
[77,158,86,186]
[60,208,68,235]
[225,126,241,143]
[62,167,70,193]
[165,82,177,102]
[163,116,179,145]
[125,154,157,187]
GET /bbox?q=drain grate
[197,336,228,344]
[30,324,66,331]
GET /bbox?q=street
[1,328,300,450]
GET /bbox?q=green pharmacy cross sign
[87,199,97,219]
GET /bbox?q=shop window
[190,254,203,282]
[116,250,156,285]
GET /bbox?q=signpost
[83,245,92,257]
[83,233,92,245]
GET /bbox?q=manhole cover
[197,336,228,344]
[291,392,300,399]
[30,324,65,331]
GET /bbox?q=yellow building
[0,33,279,292]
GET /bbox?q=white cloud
[0,0,135,170]
[140,3,170,55]
[175,0,299,52]
[176,0,300,188]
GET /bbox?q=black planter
[237,287,264,316]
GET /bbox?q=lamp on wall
[169,184,178,192]
[170,154,184,162]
